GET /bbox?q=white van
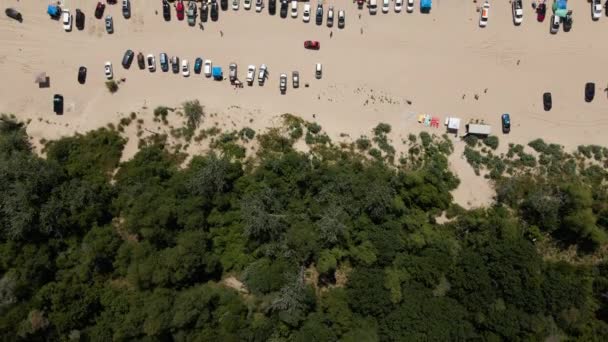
[369,0,378,15]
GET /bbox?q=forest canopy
[0,114,607,341]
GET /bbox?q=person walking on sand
[220,30,223,37]
[330,31,333,38]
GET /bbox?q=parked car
[244,0,252,10]
[122,49,135,69]
[163,0,171,21]
[501,114,511,134]
[258,64,268,85]
[182,60,190,77]
[187,1,197,26]
[95,2,106,19]
[406,0,414,13]
[550,14,559,34]
[247,65,256,85]
[395,0,403,12]
[147,54,156,71]
[211,1,219,20]
[280,0,288,18]
[315,3,323,25]
[204,59,212,77]
[327,6,334,27]
[369,0,378,15]
[269,0,276,14]
[105,15,113,33]
[201,2,208,21]
[280,74,287,94]
[292,71,299,88]
[291,0,298,18]
[233,0,240,10]
[105,62,113,79]
[585,82,595,102]
[563,13,573,31]
[229,63,238,82]
[537,3,546,22]
[137,53,145,69]
[62,9,72,31]
[479,2,489,27]
[512,0,523,25]
[171,56,180,73]
[122,0,131,18]
[357,0,365,10]
[304,40,320,50]
[5,8,23,22]
[315,63,322,79]
[159,53,168,71]
[194,58,203,74]
[75,9,85,30]
[176,0,185,20]
[53,94,64,114]
[221,0,229,11]
[592,0,602,20]
[78,66,87,84]
[543,92,552,111]
[338,10,345,28]
[256,0,264,12]
[303,4,311,22]
[382,0,390,13]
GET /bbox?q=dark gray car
[122,49,135,69]
[122,0,131,18]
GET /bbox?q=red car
[304,40,320,50]
[95,2,106,19]
[536,3,546,22]
[357,0,365,9]
[176,0,185,20]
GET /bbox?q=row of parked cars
[60,1,131,33]
[367,0,415,15]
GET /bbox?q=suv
[229,63,238,82]
[247,65,256,85]
[550,14,559,34]
[171,56,180,73]
[78,67,87,84]
[147,54,156,71]
[187,1,197,26]
[194,57,203,74]
[280,74,287,94]
[105,15,113,33]
[53,94,64,114]
[280,0,288,18]
[137,53,145,69]
[269,0,276,15]
[95,2,105,19]
[160,53,169,72]
[543,92,552,111]
[292,71,299,88]
[258,64,268,85]
[327,6,334,27]
[163,0,171,21]
[122,0,131,19]
[211,1,219,21]
[585,82,595,102]
[501,114,511,134]
[75,9,85,30]
[122,49,135,69]
[315,3,323,25]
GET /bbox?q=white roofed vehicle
[147,54,156,71]
[291,0,298,18]
[382,0,390,13]
[395,0,403,12]
[406,0,414,13]
[256,0,264,12]
[550,14,560,33]
[246,64,256,85]
[303,4,311,22]
[258,64,268,85]
[182,59,190,77]
[512,0,523,25]
[232,0,240,10]
[204,59,212,77]
[479,2,490,27]
[62,9,72,31]
[244,0,252,10]
[104,61,113,79]
[592,0,602,20]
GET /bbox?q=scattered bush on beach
[483,136,499,150]
[356,136,371,151]
[105,80,119,93]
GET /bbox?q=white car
[369,0,378,15]
[327,6,334,27]
[182,59,189,77]
[512,0,523,25]
[104,62,113,80]
[258,64,267,85]
[303,4,311,22]
[256,0,264,12]
[315,63,322,79]
[550,14,560,34]
[203,59,212,77]
[62,9,72,31]
[147,54,156,71]
[279,73,287,93]
[395,0,403,12]
[246,64,256,84]
[479,2,490,27]
[592,0,602,20]
[406,0,414,13]
[244,0,252,10]
[291,0,298,18]
[232,0,240,10]
[382,0,390,13]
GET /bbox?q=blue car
[501,113,511,134]
[194,58,203,74]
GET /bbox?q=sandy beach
[2,0,608,207]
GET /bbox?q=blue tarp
[556,0,567,9]
[212,66,223,79]
[47,5,59,17]
[420,0,432,9]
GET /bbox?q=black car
[543,92,552,111]
[78,66,87,84]
[221,0,228,11]
[201,3,208,22]
[211,2,219,21]
[315,4,323,25]
[501,113,511,134]
[122,49,135,69]
[585,82,595,102]
[75,9,85,30]
[53,94,64,114]
[163,0,171,21]
[95,2,105,19]
[172,56,180,73]
[5,8,22,22]
[194,58,203,74]
[280,0,288,18]
[269,0,276,15]
[563,14,572,32]
[123,0,131,19]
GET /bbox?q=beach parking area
[1,0,608,156]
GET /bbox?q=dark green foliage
[483,135,499,150]
[0,117,607,341]
[464,134,478,147]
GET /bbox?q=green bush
[105,80,118,93]
[483,136,499,150]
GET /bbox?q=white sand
[2,0,608,207]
